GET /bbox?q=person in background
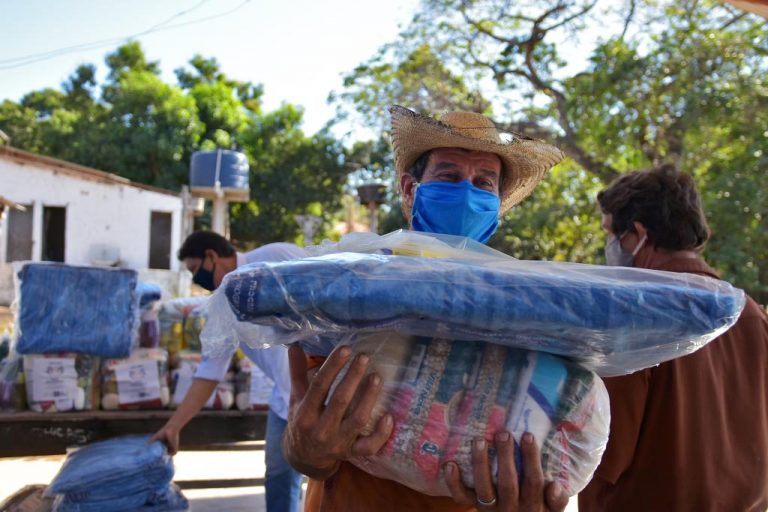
[578,165,768,511]
[283,105,569,512]
[152,231,305,512]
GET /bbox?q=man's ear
[633,221,648,240]
[401,173,416,210]
[205,248,219,265]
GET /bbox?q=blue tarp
[48,436,187,512]
[16,264,138,357]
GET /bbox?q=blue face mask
[411,180,500,244]
[193,257,217,291]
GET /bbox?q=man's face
[400,148,502,213]
[183,249,236,290]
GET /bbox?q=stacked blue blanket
[47,436,187,512]
[219,253,745,375]
[16,264,138,358]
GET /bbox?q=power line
[0,0,251,71]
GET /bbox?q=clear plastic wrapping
[333,331,609,497]
[0,353,26,410]
[100,348,170,410]
[14,263,139,358]
[203,231,746,376]
[158,297,208,356]
[23,353,99,412]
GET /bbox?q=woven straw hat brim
[390,105,565,214]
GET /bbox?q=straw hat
[390,105,565,214]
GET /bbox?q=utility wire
[0,0,251,71]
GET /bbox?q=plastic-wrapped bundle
[137,282,163,310]
[182,307,206,352]
[235,358,273,411]
[46,435,188,512]
[101,349,170,410]
[15,263,139,358]
[203,232,746,375]
[23,353,99,412]
[158,297,208,356]
[170,352,234,410]
[335,331,609,497]
[0,353,26,410]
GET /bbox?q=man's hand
[283,344,394,480]
[444,431,569,512]
[150,423,181,455]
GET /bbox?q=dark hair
[177,231,235,261]
[597,164,710,251]
[407,149,506,192]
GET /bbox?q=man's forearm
[165,378,218,429]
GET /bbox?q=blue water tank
[190,150,249,190]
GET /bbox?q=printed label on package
[31,357,77,402]
[115,360,161,404]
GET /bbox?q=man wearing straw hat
[284,106,568,512]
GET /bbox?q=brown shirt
[579,257,768,511]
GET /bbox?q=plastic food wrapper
[170,352,234,410]
[137,282,163,310]
[0,353,26,410]
[158,297,208,356]
[101,348,170,410]
[23,353,99,412]
[182,307,206,352]
[47,435,188,512]
[235,357,274,411]
[202,230,746,376]
[14,263,139,358]
[331,331,609,497]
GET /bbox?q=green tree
[333,0,768,301]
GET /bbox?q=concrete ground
[0,450,577,511]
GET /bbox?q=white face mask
[605,232,647,267]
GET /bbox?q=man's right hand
[150,423,181,455]
[283,344,394,480]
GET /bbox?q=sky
[0,0,420,138]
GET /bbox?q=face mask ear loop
[632,234,648,257]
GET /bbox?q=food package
[202,230,746,376]
[158,297,207,356]
[235,358,273,411]
[169,352,234,410]
[46,435,188,512]
[15,263,139,358]
[0,353,27,411]
[23,353,99,412]
[333,331,610,498]
[101,348,170,410]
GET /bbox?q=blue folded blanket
[16,264,138,358]
[217,253,745,375]
[47,435,186,512]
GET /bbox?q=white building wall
[0,156,183,271]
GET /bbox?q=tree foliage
[332,0,768,301]
[0,42,351,247]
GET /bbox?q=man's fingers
[319,352,370,428]
[519,433,545,508]
[545,482,569,512]
[288,344,310,401]
[471,437,497,508]
[495,430,519,511]
[343,372,383,434]
[302,344,353,412]
[350,412,394,457]
[443,462,476,506]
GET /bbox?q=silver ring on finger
[476,495,497,507]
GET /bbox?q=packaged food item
[0,353,26,411]
[23,353,99,412]
[15,263,138,358]
[169,352,234,410]
[335,332,610,498]
[139,307,161,349]
[235,358,273,411]
[101,348,169,410]
[182,307,205,352]
[158,297,207,357]
[203,230,745,376]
